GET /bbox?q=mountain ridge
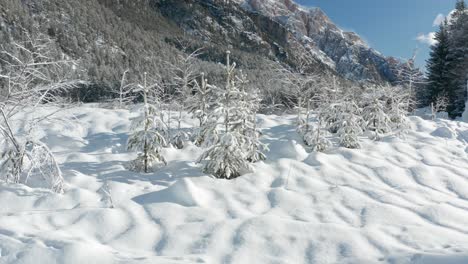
[0,0,408,101]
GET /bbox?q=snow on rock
[431,126,457,139]
[1,105,468,263]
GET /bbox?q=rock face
[154,0,401,83]
[236,0,399,82]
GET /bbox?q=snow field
[1,105,468,263]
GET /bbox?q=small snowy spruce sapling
[386,85,411,134]
[304,115,332,152]
[199,132,251,179]
[186,73,214,146]
[196,79,223,148]
[362,89,392,140]
[244,111,268,162]
[171,102,191,149]
[232,70,268,162]
[114,69,136,108]
[337,100,363,149]
[169,46,202,148]
[198,51,252,179]
[127,73,167,173]
[431,93,449,120]
[276,50,315,135]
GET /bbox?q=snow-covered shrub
[322,101,345,134]
[24,140,65,193]
[198,132,251,179]
[431,93,449,120]
[0,137,65,193]
[304,121,332,152]
[0,32,82,193]
[171,130,191,149]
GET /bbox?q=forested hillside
[0,0,412,103]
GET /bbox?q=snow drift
[1,105,468,264]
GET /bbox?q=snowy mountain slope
[1,105,468,263]
[0,0,407,96]
[233,0,399,82]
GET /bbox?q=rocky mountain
[0,0,404,101]
[237,0,399,82]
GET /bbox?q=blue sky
[295,0,457,70]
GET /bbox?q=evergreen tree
[362,89,392,140]
[337,100,363,149]
[171,101,191,149]
[169,47,201,149]
[447,0,468,118]
[396,57,426,110]
[127,73,167,173]
[234,75,268,162]
[303,118,332,152]
[426,20,452,104]
[198,51,252,179]
[385,85,411,133]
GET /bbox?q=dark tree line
[426,0,468,119]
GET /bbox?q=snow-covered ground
[1,105,468,264]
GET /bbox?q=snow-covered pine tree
[303,117,332,152]
[276,51,315,135]
[320,78,347,134]
[114,69,136,108]
[323,100,344,134]
[302,87,332,152]
[362,88,392,140]
[186,73,214,146]
[198,132,250,179]
[171,101,190,149]
[169,47,202,149]
[244,112,268,162]
[431,93,449,120]
[187,73,210,127]
[198,51,251,179]
[446,0,468,118]
[229,69,268,162]
[395,50,426,110]
[337,100,363,149]
[127,73,167,173]
[426,20,452,106]
[385,85,411,134]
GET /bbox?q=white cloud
[416,32,437,46]
[433,13,445,26]
[415,10,454,46]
